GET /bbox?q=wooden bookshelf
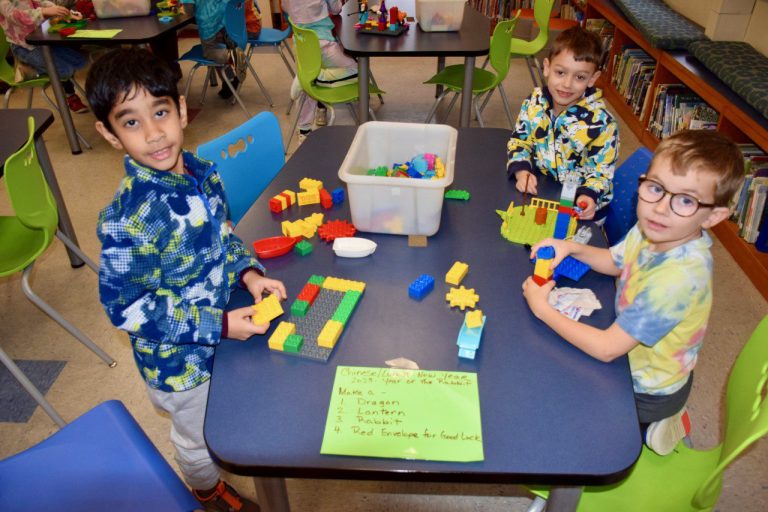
[588,0,768,301]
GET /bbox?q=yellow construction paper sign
[321,366,484,462]
[66,29,123,38]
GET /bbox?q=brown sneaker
[193,480,260,512]
[66,94,89,113]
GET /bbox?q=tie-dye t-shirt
[610,225,713,396]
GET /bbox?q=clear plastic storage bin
[415,0,466,32]
[93,0,151,19]
[338,122,457,236]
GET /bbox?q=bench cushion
[614,0,705,50]
[688,40,768,120]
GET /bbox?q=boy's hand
[242,271,287,303]
[515,171,538,195]
[529,238,571,270]
[226,306,269,340]
[576,195,596,220]
[42,5,71,18]
[522,276,556,318]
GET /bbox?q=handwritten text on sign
[320,366,483,462]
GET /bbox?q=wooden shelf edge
[710,221,768,302]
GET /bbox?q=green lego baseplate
[496,200,577,246]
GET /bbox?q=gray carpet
[0,360,66,423]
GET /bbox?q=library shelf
[588,0,768,301]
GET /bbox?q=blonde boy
[508,26,618,220]
[522,130,744,455]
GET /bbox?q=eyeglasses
[637,176,716,217]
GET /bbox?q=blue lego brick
[553,211,571,240]
[457,315,486,356]
[408,274,435,300]
[537,246,555,259]
[553,256,591,282]
[331,187,345,204]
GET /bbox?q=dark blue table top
[206,126,640,485]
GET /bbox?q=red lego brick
[319,188,333,210]
[318,219,356,242]
[297,283,321,305]
[532,274,551,286]
[558,205,575,216]
[269,197,283,213]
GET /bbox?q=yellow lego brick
[446,286,479,311]
[445,261,469,286]
[534,258,554,282]
[281,220,303,238]
[306,212,324,227]
[296,219,317,239]
[322,276,366,293]
[435,158,445,178]
[297,189,320,206]
[272,194,288,210]
[268,321,295,350]
[465,309,484,329]
[252,294,284,325]
[299,178,323,191]
[317,319,344,348]
[281,189,296,204]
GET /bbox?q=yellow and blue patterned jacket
[98,151,263,392]
[507,86,619,211]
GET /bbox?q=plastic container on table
[93,0,151,19]
[415,0,466,32]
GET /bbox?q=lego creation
[408,274,435,300]
[332,237,377,257]
[446,286,479,310]
[457,313,486,360]
[268,275,365,361]
[532,246,555,286]
[355,3,409,35]
[445,261,469,286]
[496,197,577,246]
[252,294,284,325]
[269,190,296,213]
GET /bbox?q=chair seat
[178,44,220,65]
[0,216,50,277]
[249,27,290,45]
[306,81,384,105]
[424,65,497,94]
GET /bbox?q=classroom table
[25,12,194,155]
[336,2,490,127]
[0,109,84,267]
[207,126,640,512]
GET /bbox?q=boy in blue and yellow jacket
[507,26,618,220]
[87,48,284,511]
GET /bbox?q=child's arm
[576,116,619,212]
[326,0,343,16]
[507,95,537,193]
[530,238,621,277]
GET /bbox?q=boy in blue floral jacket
[507,26,619,220]
[87,48,284,512]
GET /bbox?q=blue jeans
[11,45,87,79]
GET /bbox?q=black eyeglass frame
[636,175,717,217]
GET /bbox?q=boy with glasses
[521,130,744,455]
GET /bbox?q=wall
[744,0,768,55]
[664,0,712,27]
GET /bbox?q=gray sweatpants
[145,380,220,490]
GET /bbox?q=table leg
[35,137,84,268]
[41,46,81,155]
[253,477,290,512]
[358,56,370,123]
[459,56,475,128]
[435,56,445,98]
[548,486,583,512]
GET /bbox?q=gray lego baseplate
[278,289,345,362]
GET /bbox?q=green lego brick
[291,299,310,317]
[294,240,313,256]
[444,189,471,201]
[308,274,325,286]
[561,198,574,207]
[284,333,304,353]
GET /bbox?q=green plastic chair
[286,21,384,150]
[0,117,115,426]
[527,315,768,512]
[423,15,519,128]
[509,0,557,87]
[0,27,91,149]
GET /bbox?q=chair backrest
[603,147,653,245]
[693,315,768,509]
[509,0,556,56]
[3,116,59,232]
[489,16,519,81]
[197,111,285,225]
[223,0,248,49]
[290,21,323,92]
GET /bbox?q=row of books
[468,0,534,19]
[647,84,719,139]
[732,145,768,245]
[560,0,586,21]
[585,18,614,70]
[611,47,656,116]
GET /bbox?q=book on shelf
[742,182,768,243]
[647,84,718,139]
[585,18,614,70]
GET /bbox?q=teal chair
[286,21,384,150]
[197,111,284,225]
[424,15,519,128]
[247,16,295,79]
[0,117,115,427]
[527,315,768,512]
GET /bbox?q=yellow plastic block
[299,177,323,191]
[252,294,284,325]
[435,158,445,178]
[322,276,366,293]
[306,212,324,227]
[445,261,469,286]
[296,219,317,239]
[534,257,554,282]
[297,189,320,206]
[281,220,303,238]
[465,309,484,329]
[317,319,344,348]
[268,321,295,351]
[446,286,479,311]
[281,189,296,203]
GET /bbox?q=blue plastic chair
[604,147,654,245]
[247,17,295,79]
[0,400,201,512]
[197,111,285,225]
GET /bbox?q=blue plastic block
[458,348,477,359]
[331,187,345,204]
[537,246,555,259]
[408,274,435,300]
[553,211,571,240]
[553,256,591,282]
[457,315,486,355]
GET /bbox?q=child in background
[87,47,287,511]
[507,26,618,220]
[246,0,261,39]
[522,130,744,455]
[282,0,358,141]
[0,0,89,112]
